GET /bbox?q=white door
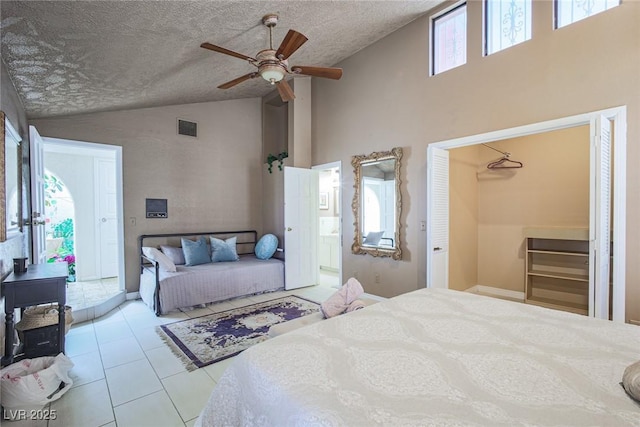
[284,166,319,290]
[589,115,611,319]
[426,146,449,288]
[29,126,47,264]
[96,158,119,278]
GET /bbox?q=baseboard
[629,319,640,326]
[465,285,525,301]
[126,292,140,300]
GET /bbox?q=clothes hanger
[487,156,523,169]
[482,143,524,169]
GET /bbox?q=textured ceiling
[1,1,445,119]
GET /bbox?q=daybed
[196,288,640,426]
[139,230,284,315]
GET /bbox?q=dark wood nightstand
[1,263,68,366]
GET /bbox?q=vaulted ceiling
[1,1,445,119]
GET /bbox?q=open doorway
[43,171,76,277]
[426,107,626,322]
[448,126,590,309]
[313,161,342,289]
[30,127,125,317]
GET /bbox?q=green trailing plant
[51,218,75,255]
[267,151,288,173]
[44,173,64,211]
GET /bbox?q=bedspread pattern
[196,288,640,426]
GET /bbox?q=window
[432,3,467,75]
[485,0,532,55]
[555,0,620,28]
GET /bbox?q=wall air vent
[177,119,198,137]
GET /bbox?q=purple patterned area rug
[157,296,320,370]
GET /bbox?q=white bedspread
[196,288,640,426]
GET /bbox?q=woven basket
[16,305,74,339]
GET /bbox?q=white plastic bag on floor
[0,353,74,414]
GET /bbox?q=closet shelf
[527,270,589,282]
[523,227,589,240]
[527,249,588,257]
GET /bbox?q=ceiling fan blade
[200,42,256,61]
[275,30,308,60]
[276,79,295,102]
[217,73,258,89]
[291,66,343,80]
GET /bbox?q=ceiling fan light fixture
[260,66,285,84]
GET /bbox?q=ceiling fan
[201,14,343,102]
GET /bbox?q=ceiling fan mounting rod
[262,14,279,50]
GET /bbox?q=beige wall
[449,144,479,291]
[449,126,590,293]
[263,101,287,162]
[312,1,640,322]
[31,98,263,293]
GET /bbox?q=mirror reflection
[352,147,402,260]
[362,159,396,247]
[1,112,21,241]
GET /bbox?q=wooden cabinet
[524,227,589,315]
[319,235,339,271]
[2,263,68,366]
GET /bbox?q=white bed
[196,288,640,426]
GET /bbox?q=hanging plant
[266,151,288,174]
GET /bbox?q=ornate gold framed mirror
[351,147,402,260]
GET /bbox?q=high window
[555,0,620,28]
[432,2,467,75]
[485,0,532,55]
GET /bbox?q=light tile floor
[5,285,336,427]
[318,269,340,288]
[66,278,121,310]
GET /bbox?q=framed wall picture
[319,192,329,210]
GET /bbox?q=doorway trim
[426,106,627,322]
[41,136,125,292]
[313,160,343,286]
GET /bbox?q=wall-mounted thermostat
[146,198,168,218]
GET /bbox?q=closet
[447,125,593,314]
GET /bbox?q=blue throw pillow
[210,236,240,262]
[181,236,211,266]
[255,234,278,260]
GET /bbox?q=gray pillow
[622,360,640,403]
[160,245,186,265]
[363,231,384,246]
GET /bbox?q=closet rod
[481,143,510,157]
